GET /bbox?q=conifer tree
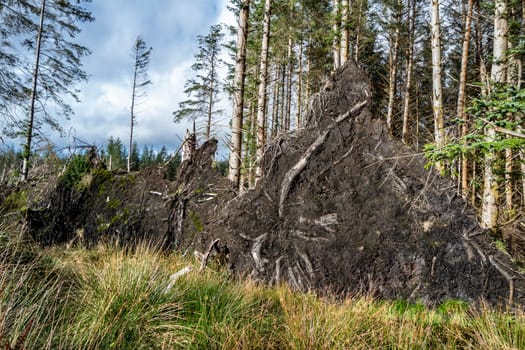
[128,36,152,173]
[173,24,225,142]
[0,0,94,181]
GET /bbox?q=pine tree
[129,141,140,172]
[128,36,152,173]
[173,24,225,142]
[106,137,127,171]
[0,0,94,181]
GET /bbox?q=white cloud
[57,0,235,154]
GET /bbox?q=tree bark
[206,51,217,142]
[481,0,508,229]
[458,0,474,199]
[491,0,508,83]
[430,0,445,155]
[296,39,304,129]
[340,0,349,64]
[386,1,401,132]
[22,0,46,181]
[271,65,280,138]
[228,0,251,189]
[354,0,364,62]
[401,0,415,145]
[284,36,294,131]
[255,0,272,185]
[332,0,341,69]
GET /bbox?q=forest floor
[3,60,525,309]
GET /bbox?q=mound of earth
[203,61,525,306]
[16,60,525,307]
[23,140,229,249]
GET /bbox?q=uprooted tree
[19,61,525,307]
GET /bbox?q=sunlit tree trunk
[333,0,341,69]
[255,0,271,185]
[340,0,349,64]
[430,0,445,157]
[228,0,251,189]
[353,0,364,62]
[458,0,474,199]
[481,0,507,229]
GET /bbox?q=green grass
[0,230,524,349]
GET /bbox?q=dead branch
[481,118,525,139]
[278,99,368,218]
[165,266,193,293]
[292,230,331,242]
[199,238,220,272]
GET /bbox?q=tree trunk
[255,0,271,185]
[430,0,445,155]
[481,126,499,229]
[401,0,415,145]
[228,0,251,189]
[354,0,364,62]
[271,65,280,138]
[481,0,508,229]
[505,147,513,214]
[279,64,286,130]
[458,0,474,199]
[340,0,349,64]
[128,56,139,173]
[332,0,341,69]
[296,39,304,129]
[517,0,525,206]
[386,2,400,132]
[22,0,46,181]
[285,36,294,131]
[206,53,216,142]
[491,0,508,83]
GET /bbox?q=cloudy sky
[61,0,235,158]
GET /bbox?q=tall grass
[0,231,524,349]
[0,228,70,349]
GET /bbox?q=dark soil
[12,60,525,307]
[205,61,525,306]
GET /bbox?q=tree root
[165,266,193,293]
[278,99,368,218]
[488,255,514,304]
[252,233,268,271]
[274,256,284,285]
[199,238,220,272]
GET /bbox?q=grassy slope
[0,229,524,350]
